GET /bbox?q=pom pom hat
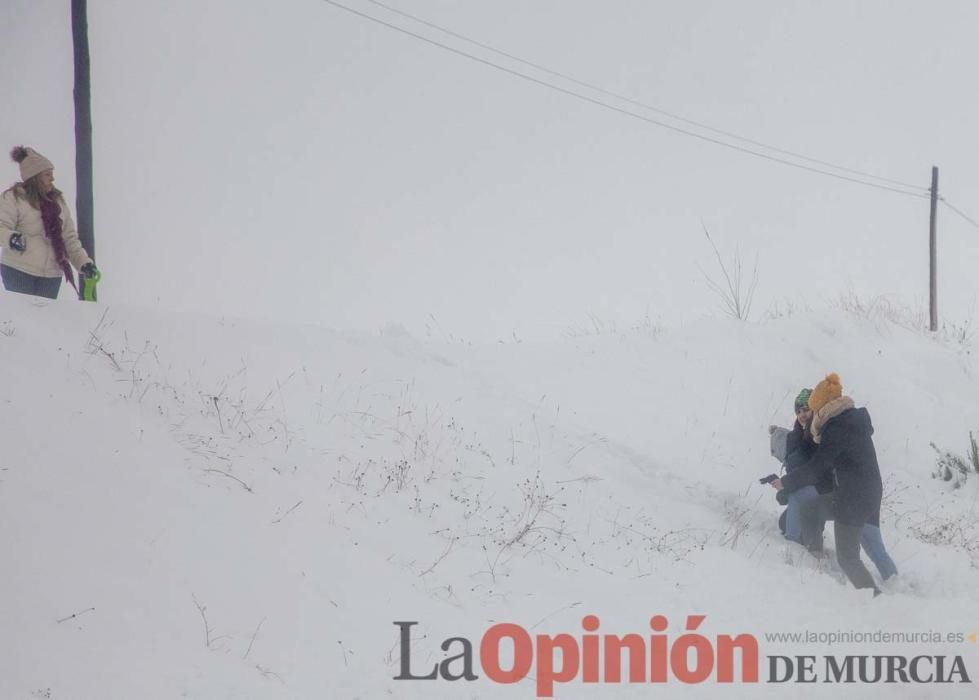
[808,373,843,413]
[794,388,812,411]
[10,146,54,182]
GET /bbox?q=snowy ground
[1,293,978,699]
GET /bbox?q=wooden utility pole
[72,0,95,299]
[929,166,939,332]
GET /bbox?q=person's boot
[801,523,824,554]
[805,517,827,555]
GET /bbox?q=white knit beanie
[10,146,55,182]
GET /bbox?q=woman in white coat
[0,146,98,298]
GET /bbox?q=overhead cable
[322,0,929,199]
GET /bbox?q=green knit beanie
[794,388,812,410]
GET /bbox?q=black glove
[8,233,25,252]
[775,489,789,506]
[80,262,99,278]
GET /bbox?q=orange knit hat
[808,373,842,412]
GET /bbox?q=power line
[322,0,929,199]
[363,0,923,192]
[940,197,979,230]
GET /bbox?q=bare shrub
[601,511,708,563]
[499,472,567,551]
[717,494,760,549]
[909,514,979,566]
[837,292,925,330]
[765,298,811,320]
[563,310,662,340]
[930,435,979,488]
[701,225,758,321]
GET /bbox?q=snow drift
[1,293,978,698]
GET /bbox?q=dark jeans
[794,492,896,581]
[835,521,878,591]
[1,264,62,299]
[797,491,834,552]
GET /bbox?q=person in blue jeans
[770,389,827,547]
[785,487,897,579]
[860,522,898,580]
[770,386,897,581]
[0,146,98,299]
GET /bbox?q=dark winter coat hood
[781,406,883,527]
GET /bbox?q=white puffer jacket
[0,187,92,278]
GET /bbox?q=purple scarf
[39,196,76,291]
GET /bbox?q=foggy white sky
[2,0,977,340]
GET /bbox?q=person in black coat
[770,388,834,550]
[773,373,886,593]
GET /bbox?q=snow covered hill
[1,293,977,699]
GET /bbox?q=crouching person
[773,373,897,593]
[769,388,834,551]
